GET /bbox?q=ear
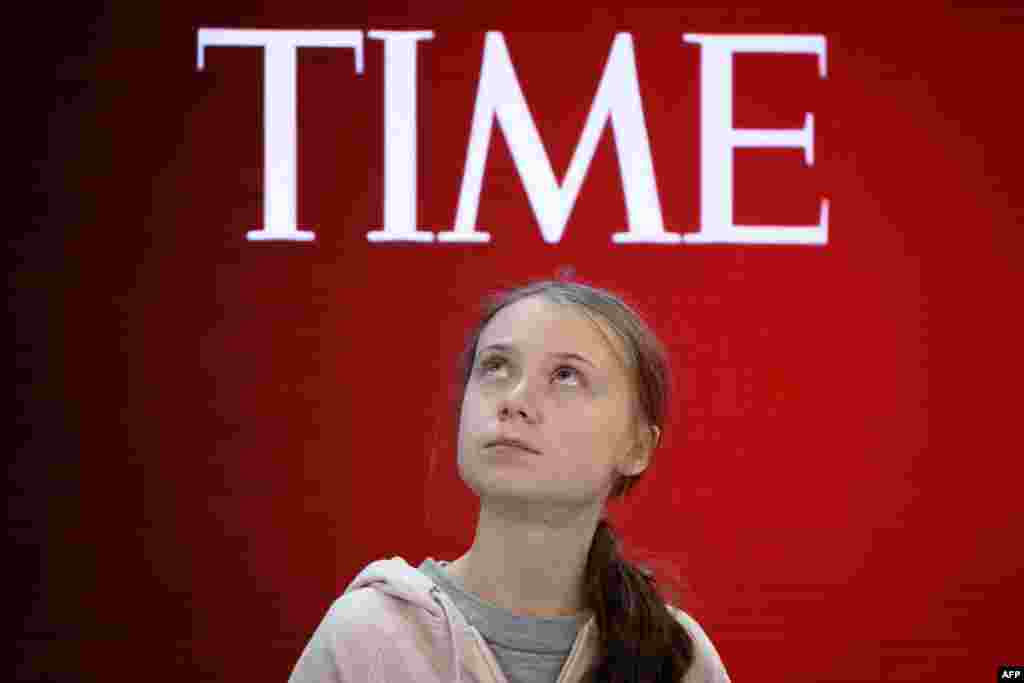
[622,424,659,476]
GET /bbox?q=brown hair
[452,273,694,683]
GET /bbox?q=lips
[486,437,540,454]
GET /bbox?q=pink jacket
[288,557,730,683]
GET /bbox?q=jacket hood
[338,556,729,683]
[342,556,599,683]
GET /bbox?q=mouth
[486,438,540,454]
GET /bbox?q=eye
[478,355,506,374]
[553,365,582,385]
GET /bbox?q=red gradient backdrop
[22,3,1022,682]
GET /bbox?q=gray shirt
[418,558,591,683]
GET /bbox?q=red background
[19,3,1023,681]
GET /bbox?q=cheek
[557,402,630,453]
[459,388,485,433]
[554,408,614,448]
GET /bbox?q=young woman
[288,278,731,682]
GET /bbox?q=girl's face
[457,295,645,509]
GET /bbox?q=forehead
[478,295,629,371]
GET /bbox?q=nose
[497,375,538,423]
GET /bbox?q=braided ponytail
[582,518,694,682]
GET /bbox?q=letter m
[438,32,680,245]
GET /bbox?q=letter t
[197,29,365,241]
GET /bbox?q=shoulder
[289,591,404,683]
[665,605,731,683]
[294,590,414,673]
[318,588,411,640]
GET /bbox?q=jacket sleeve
[667,606,731,683]
[287,605,346,683]
[287,592,397,683]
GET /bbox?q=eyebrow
[478,343,598,368]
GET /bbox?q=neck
[447,499,602,618]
